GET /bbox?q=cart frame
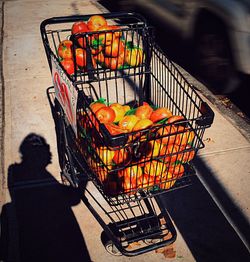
[41,12,214,256]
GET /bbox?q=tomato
[144,160,167,178]
[72,21,89,34]
[96,146,115,166]
[104,53,125,70]
[58,40,73,59]
[132,119,153,132]
[87,15,108,31]
[71,21,89,48]
[104,38,125,57]
[60,59,75,75]
[118,115,140,132]
[125,47,143,66]
[75,48,97,69]
[104,123,127,136]
[167,115,185,124]
[135,102,153,119]
[138,174,155,189]
[110,103,126,122]
[150,107,173,123]
[95,106,116,123]
[75,48,86,67]
[157,125,179,145]
[113,148,131,165]
[90,102,107,114]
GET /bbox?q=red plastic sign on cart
[51,55,78,136]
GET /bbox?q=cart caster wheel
[144,237,164,245]
[61,173,71,186]
[61,165,79,188]
[101,231,122,256]
[104,240,122,256]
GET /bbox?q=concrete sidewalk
[1,0,250,261]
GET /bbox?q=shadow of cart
[158,156,250,261]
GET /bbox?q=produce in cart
[76,97,199,195]
[56,14,145,75]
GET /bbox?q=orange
[110,103,126,122]
[144,160,167,178]
[150,107,173,123]
[135,102,153,119]
[96,146,115,166]
[118,115,139,132]
[113,148,131,165]
[125,48,143,66]
[87,15,107,31]
[132,118,153,131]
[90,102,106,114]
[177,129,195,146]
[157,125,179,145]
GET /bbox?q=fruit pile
[57,15,144,75]
[78,98,196,195]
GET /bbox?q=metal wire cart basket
[41,12,214,256]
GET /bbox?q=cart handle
[196,102,215,127]
[40,12,147,31]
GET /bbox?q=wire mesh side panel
[149,44,213,130]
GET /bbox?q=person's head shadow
[1,133,91,262]
[19,132,52,172]
[8,133,53,188]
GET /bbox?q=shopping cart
[41,12,214,256]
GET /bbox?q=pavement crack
[199,145,250,157]
[0,1,5,201]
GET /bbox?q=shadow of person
[0,133,91,262]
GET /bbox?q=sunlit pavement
[0,1,249,261]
